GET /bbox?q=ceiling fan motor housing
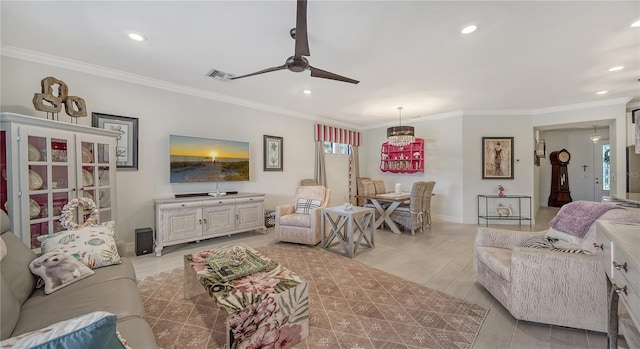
[286,56,309,72]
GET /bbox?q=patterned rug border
[138,243,489,349]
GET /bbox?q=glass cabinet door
[26,134,73,249]
[77,137,114,224]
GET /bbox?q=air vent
[206,69,233,81]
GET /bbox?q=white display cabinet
[1,112,119,250]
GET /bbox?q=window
[323,142,351,155]
[602,144,610,191]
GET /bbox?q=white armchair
[275,186,331,245]
[475,227,608,332]
[474,206,640,332]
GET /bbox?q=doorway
[593,142,610,201]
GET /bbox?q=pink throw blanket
[549,201,621,238]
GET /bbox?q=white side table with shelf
[477,194,532,227]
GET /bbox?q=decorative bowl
[496,205,512,217]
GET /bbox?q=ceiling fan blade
[229,64,287,80]
[309,66,359,84]
[294,0,310,58]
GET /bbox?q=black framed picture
[482,137,514,179]
[92,113,139,170]
[263,135,283,171]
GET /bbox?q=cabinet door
[202,204,235,235]
[21,128,75,249]
[75,135,116,223]
[162,207,203,242]
[236,200,264,231]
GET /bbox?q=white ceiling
[2,1,639,129]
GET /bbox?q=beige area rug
[137,244,489,349]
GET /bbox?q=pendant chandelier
[387,107,415,146]
[590,125,601,143]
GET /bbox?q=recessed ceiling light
[303,89,311,94]
[461,25,477,34]
[608,66,624,72]
[631,19,640,28]
[128,33,146,41]
[596,90,608,95]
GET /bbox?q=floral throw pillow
[29,250,94,294]
[38,225,121,269]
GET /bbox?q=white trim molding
[1,45,362,130]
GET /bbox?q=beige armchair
[475,227,608,332]
[275,186,331,245]
[474,208,640,332]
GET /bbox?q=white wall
[1,57,320,244]
[361,116,464,222]
[462,114,534,224]
[361,114,533,224]
[2,56,633,238]
[532,102,628,197]
[538,128,608,205]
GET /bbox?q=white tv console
[153,193,266,256]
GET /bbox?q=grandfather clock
[548,148,572,207]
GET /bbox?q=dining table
[356,192,411,235]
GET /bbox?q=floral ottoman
[184,244,309,349]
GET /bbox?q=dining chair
[366,179,390,219]
[423,181,436,226]
[356,178,374,206]
[389,181,435,235]
[372,179,385,195]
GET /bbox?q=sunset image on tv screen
[170,135,250,182]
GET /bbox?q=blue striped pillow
[295,198,322,214]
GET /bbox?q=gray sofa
[0,211,157,348]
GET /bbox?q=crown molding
[2,45,634,132]
[627,102,640,111]
[462,109,533,116]
[414,110,465,121]
[0,45,363,130]
[530,97,632,115]
[362,110,466,130]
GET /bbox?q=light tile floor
[130,207,610,349]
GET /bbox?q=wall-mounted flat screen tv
[170,135,250,183]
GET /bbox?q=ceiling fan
[211,0,359,84]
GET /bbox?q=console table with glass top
[477,194,532,227]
